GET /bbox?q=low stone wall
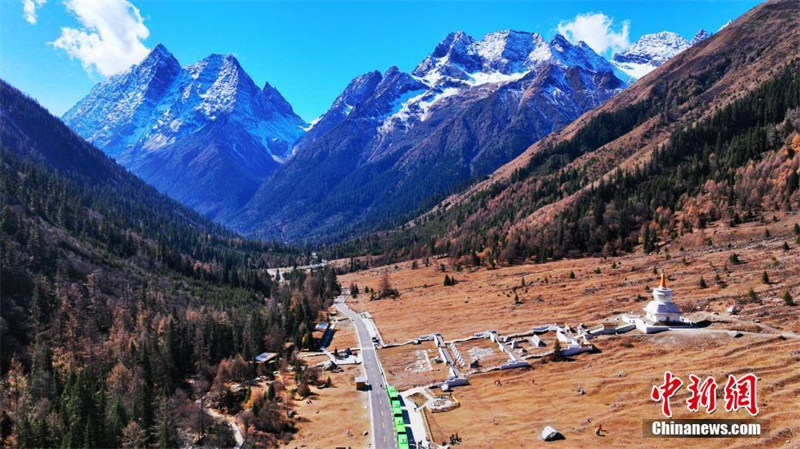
[429,395,460,413]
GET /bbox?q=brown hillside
[421,0,800,239]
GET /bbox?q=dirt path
[206,407,244,449]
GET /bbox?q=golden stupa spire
[660,272,667,289]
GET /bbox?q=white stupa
[643,273,683,324]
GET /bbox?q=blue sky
[1,0,759,121]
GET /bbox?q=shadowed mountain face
[359,0,800,265]
[0,79,335,449]
[62,28,707,244]
[62,44,307,219]
[230,31,628,242]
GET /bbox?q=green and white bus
[393,416,405,434]
[391,399,402,416]
[397,433,409,449]
[387,385,399,400]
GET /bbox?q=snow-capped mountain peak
[246,28,631,241]
[612,31,693,80]
[411,31,481,87]
[294,28,628,160]
[475,30,550,74]
[141,43,180,69]
[690,29,712,46]
[551,35,618,74]
[411,30,618,92]
[63,43,307,217]
[614,31,689,66]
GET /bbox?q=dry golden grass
[287,364,371,449]
[379,341,447,390]
[329,316,360,353]
[288,315,370,448]
[341,215,800,343]
[425,334,800,448]
[339,213,800,448]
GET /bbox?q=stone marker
[540,426,565,441]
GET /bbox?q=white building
[643,273,683,324]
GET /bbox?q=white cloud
[22,0,46,24]
[557,12,630,56]
[52,0,151,76]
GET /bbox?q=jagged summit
[690,29,712,46]
[262,81,297,116]
[474,30,551,75]
[233,28,629,241]
[614,31,689,65]
[411,30,618,90]
[612,31,692,80]
[63,44,306,218]
[143,43,178,64]
[63,26,698,242]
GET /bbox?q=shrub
[552,339,564,361]
[443,275,456,286]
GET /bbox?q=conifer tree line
[325,58,800,268]
[516,59,800,261]
[1,80,341,447]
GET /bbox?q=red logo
[723,373,759,416]
[686,374,718,413]
[651,371,683,417]
[651,372,759,417]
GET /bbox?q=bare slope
[381,0,800,264]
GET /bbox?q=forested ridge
[508,59,800,260]
[323,1,800,270]
[1,79,340,447]
[328,58,800,268]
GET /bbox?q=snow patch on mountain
[64,44,306,163]
[690,29,711,46]
[370,30,623,138]
[468,70,529,86]
[379,86,460,133]
[612,30,710,80]
[302,116,322,132]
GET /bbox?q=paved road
[335,294,398,449]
